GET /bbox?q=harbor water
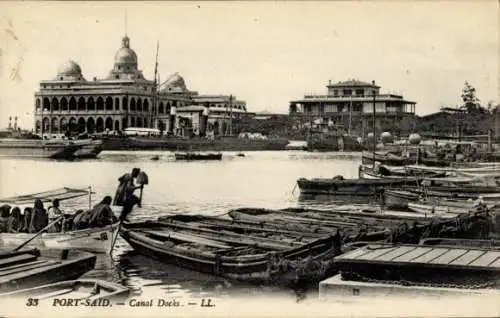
[0,151,364,301]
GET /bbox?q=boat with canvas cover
[119,220,338,287]
[296,177,416,196]
[0,279,129,302]
[0,248,96,293]
[0,187,120,254]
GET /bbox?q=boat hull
[0,222,120,254]
[0,139,102,159]
[174,152,222,161]
[0,279,130,300]
[0,249,96,293]
[296,177,411,196]
[120,222,337,286]
[100,136,290,151]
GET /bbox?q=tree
[460,81,485,113]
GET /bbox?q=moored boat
[98,135,290,151]
[119,220,338,286]
[174,152,222,161]
[296,177,416,196]
[0,279,130,301]
[0,139,81,159]
[0,248,96,293]
[0,138,103,159]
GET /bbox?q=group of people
[0,167,144,234]
[0,199,49,233]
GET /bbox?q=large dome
[114,36,138,67]
[57,60,82,76]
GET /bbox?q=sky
[0,1,498,129]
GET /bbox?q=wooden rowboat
[119,220,338,287]
[0,248,96,293]
[0,187,120,254]
[0,279,129,301]
[0,222,121,254]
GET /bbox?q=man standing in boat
[114,168,142,221]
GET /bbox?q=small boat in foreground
[0,248,96,293]
[0,279,129,301]
[174,152,222,161]
[0,187,120,254]
[0,223,121,254]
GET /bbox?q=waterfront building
[289,79,417,136]
[34,35,249,136]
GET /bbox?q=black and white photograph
[0,1,498,317]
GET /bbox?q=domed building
[34,34,249,136]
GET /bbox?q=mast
[229,94,233,136]
[152,40,159,129]
[372,80,376,169]
[348,96,352,136]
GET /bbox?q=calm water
[0,151,363,301]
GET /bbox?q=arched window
[105,117,113,131]
[122,97,128,111]
[87,97,95,110]
[96,117,104,132]
[96,97,104,110]
[60,97,68,111]
[130,98,136,111]
[105,96,113,110]
[69,97,77,111]
[78,97,86,111]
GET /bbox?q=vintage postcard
[0,0,499,317]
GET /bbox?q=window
[342,89,352,96]
[333,90,338,96]
[355,89,364,96]
[324,105,338,113]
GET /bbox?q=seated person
[0,204,12,233]
[20,207,32,233]
[47,199,64,233]
[72,209,93,230]
[29,199,48,233]
[6,207,22,233]
[89,196,118,228]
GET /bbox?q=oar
[109,221,122,255]
[14,216,64,252]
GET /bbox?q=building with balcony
[34,35,250,137]
[289,79,417,136]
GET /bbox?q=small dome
[380,132,393,143]
[409,133,421,145]
[57,60,82,76]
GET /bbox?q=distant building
[289,79,416,136]
[34,35,249,137]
